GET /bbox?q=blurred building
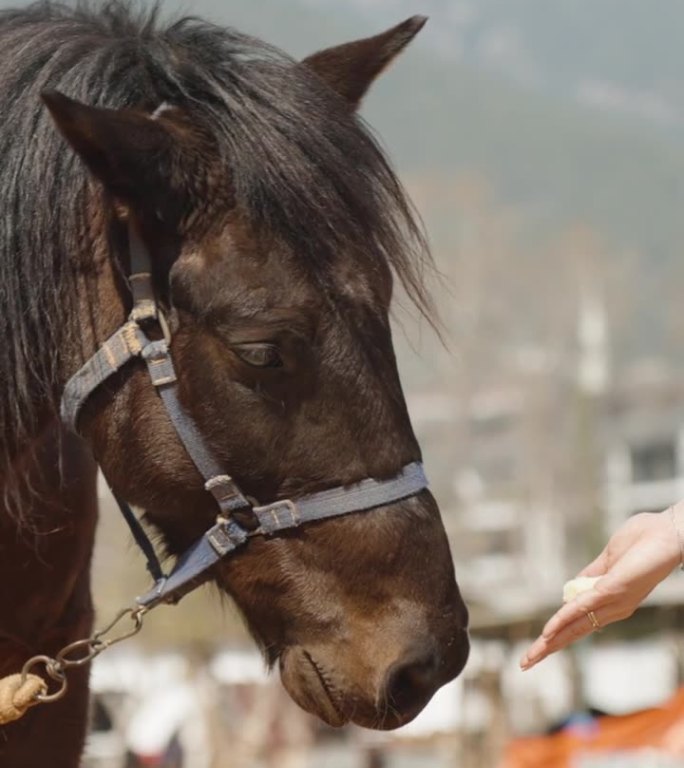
[411,291,684,634]
[604,369,684,530]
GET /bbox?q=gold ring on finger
[586,610,601,631]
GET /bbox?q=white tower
[578,289,609,396]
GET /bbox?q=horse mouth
[303,651,348,726]
[281,648,348,727]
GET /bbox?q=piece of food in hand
[562,576,600,603]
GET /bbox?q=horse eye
[232,343,283,368]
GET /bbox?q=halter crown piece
[60,222,429,609]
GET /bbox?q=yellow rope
[0,674,47,724]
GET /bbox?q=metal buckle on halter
[207,517,249,556]
[129,273,156,321]
[253,499,300,534]
[141,340,177,386]
[204,475,251,513]
[129,299,157,324]
[121,321,145,357]
[129,302,172,348]
[207,475,260,531]
[128,270,172,345]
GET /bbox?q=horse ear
[302,16,427,109]
[42,90,174,204]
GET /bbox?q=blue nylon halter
[60,222,429,609]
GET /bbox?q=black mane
[0,1,432,491]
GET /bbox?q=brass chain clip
[19,606,147,707]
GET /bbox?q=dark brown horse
[0,3,469,766]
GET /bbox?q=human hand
[520,505,684,671]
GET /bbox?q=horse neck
[0,198,120,641]
[0,420,99,643]
[1,197,121,530]
[1,419,97,529]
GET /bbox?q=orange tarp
[500,687,684,767]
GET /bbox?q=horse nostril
[381,648,439,714]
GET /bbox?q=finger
[540,588,608,643]
[520,591,613,669]
[521,608,609,670]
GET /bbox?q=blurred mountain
[316,0,684,133]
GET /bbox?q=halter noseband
[60,223,429,609]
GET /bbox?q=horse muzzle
[279,625,470,730]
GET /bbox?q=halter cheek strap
[60,222,429,610]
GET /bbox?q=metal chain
[19,606,146,707]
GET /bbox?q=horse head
[44,16,469,730]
